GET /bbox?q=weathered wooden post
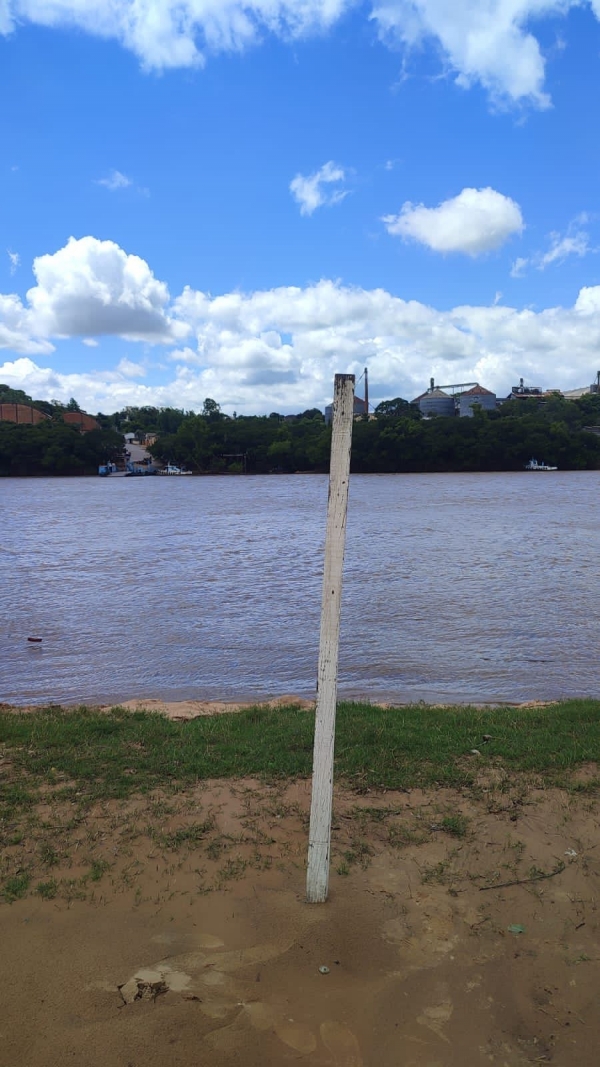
[306,373,355,903]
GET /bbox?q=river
[1,472,598,706]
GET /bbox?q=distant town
[1,372,600,476]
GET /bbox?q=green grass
[151,821,215,851]
[35,879,58,900]
[1,699,599,816]
[88,859,110,882]
[2,872,31,901]
[439,814,469,838]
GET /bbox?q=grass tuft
[2,872,31,902]
[1,699,600,820]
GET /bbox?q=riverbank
[2,699,600,798]
[1,699,600,1066]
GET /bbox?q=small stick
[479,863,565,892]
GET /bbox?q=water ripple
[1,472,598,705]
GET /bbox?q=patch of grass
[153,820,215,851]
[88,859,110,882]
[1,699,600,815]
[62,878,87,902]
[39,842,60,867]
[206,835,230,861]
[439,814,469,838]
[216,856,247,886]
[2,872,31,901]
[388,823,429,848]
[36,879,58,899]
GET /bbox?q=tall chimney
[364,367,369,415]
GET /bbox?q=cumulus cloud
[7,250,20,274]
[0,294,53,355]
[3,241,600,414]
[574,286,600,314]
[165,278,600,411]
[0,356,166,414]
[383,187,524,257]
[116,357,147,377]
[3,236,188,346]
[96,170,133,191]
[511,222,593,276]
[3,279,600,413]
[290,161,347,216]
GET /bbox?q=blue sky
[2,1,600,413]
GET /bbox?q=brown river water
[1,472,598,706]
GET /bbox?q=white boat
[525,458,558,471]
[157,463,193,476]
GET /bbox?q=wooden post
[306,373,355,903]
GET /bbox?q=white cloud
[116,357,147,378]
[164,278,600,410]
[0,237,188,354]
[3,241,600,414]
[290,161,347,216]
[510,257,529,278]
[7,250,20,274]
[574,286,600,314]
[0,0,350,70]
[383,187,524,256]
[511,222,593,276]
[0,294,53,355]
[96,170,133,191]
[370,0,580,108]
[538,230,590,268]
[3,1,600,105]
[2,1,600,106]
[24,236,188,344]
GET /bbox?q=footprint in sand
[320,1020,363,1066]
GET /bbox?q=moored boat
[157,463,193,476]
[524,458,558,471]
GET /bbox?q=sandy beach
[2,698,599,1066]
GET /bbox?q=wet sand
[2,773,599,1066]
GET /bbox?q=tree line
[1,383,600,476]
[146,393,600,473]
[0,385,124,476]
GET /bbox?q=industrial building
[62,411,100,432]
[0,404,99,432]
[411,378,497,418]
[458,384,497,417]
[0,403,50,425]
[563,372,600,399]
[507,378,543,401]
[324,368,599,422]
